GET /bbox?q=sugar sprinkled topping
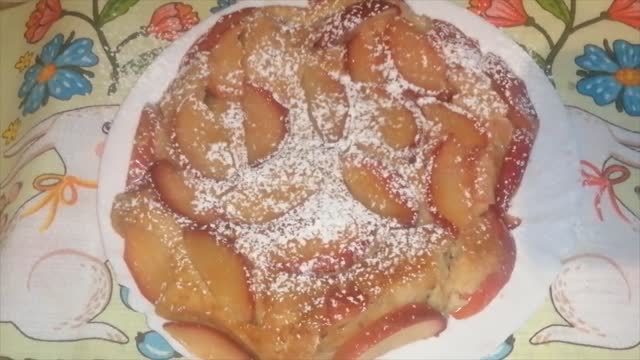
[117,3,538,336]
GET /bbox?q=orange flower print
[607,0,640,29]
[468,0,529,27]
[146,2,199,41]
[24,0,63,44]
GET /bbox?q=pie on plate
[98,1,579,359]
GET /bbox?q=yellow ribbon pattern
[21,174,97,232]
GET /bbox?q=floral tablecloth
[0,0,638,359]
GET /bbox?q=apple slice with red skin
[470,149,498,216]
[427,19,481,60]
[325,281,368,325]
[241,15,301,102]
[151,160,223,224]
[154,263,216,325]
[428,133,487,230]
[164,322,252,360]
[181,7,256,68]
[482,53,540,133]
[495,128,535,215]
[123,224,174,304]
[112,190,181,303]
[222,181,314,224]
[481,54,538,223]
[486,115,514,164]
[420,102,487,149]
[183,230,254,322]
[375,91,418,149]
[346,9,398,84]
[127,104,162,189]
[333,303,447,360]
[160,57,209,121]
[314,0,399,48]
[241,84,288,165]
[451,208,516,319]
[301,63,349,142]
[175,96,234,180]
[342,155,416,226]
[207,25,245,100]
[386,16,449,94]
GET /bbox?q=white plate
[97,1,581,358]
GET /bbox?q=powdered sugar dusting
[114,2,539,340]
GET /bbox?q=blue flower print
[18,32,98,115]
[136,330,180,360]
[575,39,640,116]
[210,0,237,13]
[482,335,515,360]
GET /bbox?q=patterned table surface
[0,0,638,359]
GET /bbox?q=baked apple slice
[151,160,222,224]
[495,128,535,215]
[482,53,539,132]
[123,224,174,304]
[446,66,509,123]
[334,303,446,359]
[155,264,215,325]
[241,84,288,165]
[207,25,245,100]
[175,96,234,180]
[487,115,514,163]
[317,46,347,75]
[429,137,477,230]
[164,322,252,360]
[182,7,255,67]
[376,95,418,149]
[428,19,481,58]
[421,102,486,149]
[313,0,399,48]
[112,190,181,303]
[470,149,498,216]
[386,16,449,94]
[450,208,516,319]
[347,10,398,84]
[222,181,314,224]
[127,104,161,189]
[183,230,254,322]
[428,126,499,229]
[159,58,209,121]
[239,14,281,93]
[241,15,300,102]
[301,64,349,142]
[342,155,416,226]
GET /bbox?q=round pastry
[110,0,539,359]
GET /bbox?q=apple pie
[111,0,539,359]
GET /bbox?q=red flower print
[147,2,200,41]
[24,0,63,44]
[468,0,529,27]
[607,0,640,29]
[581,160,631,223]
